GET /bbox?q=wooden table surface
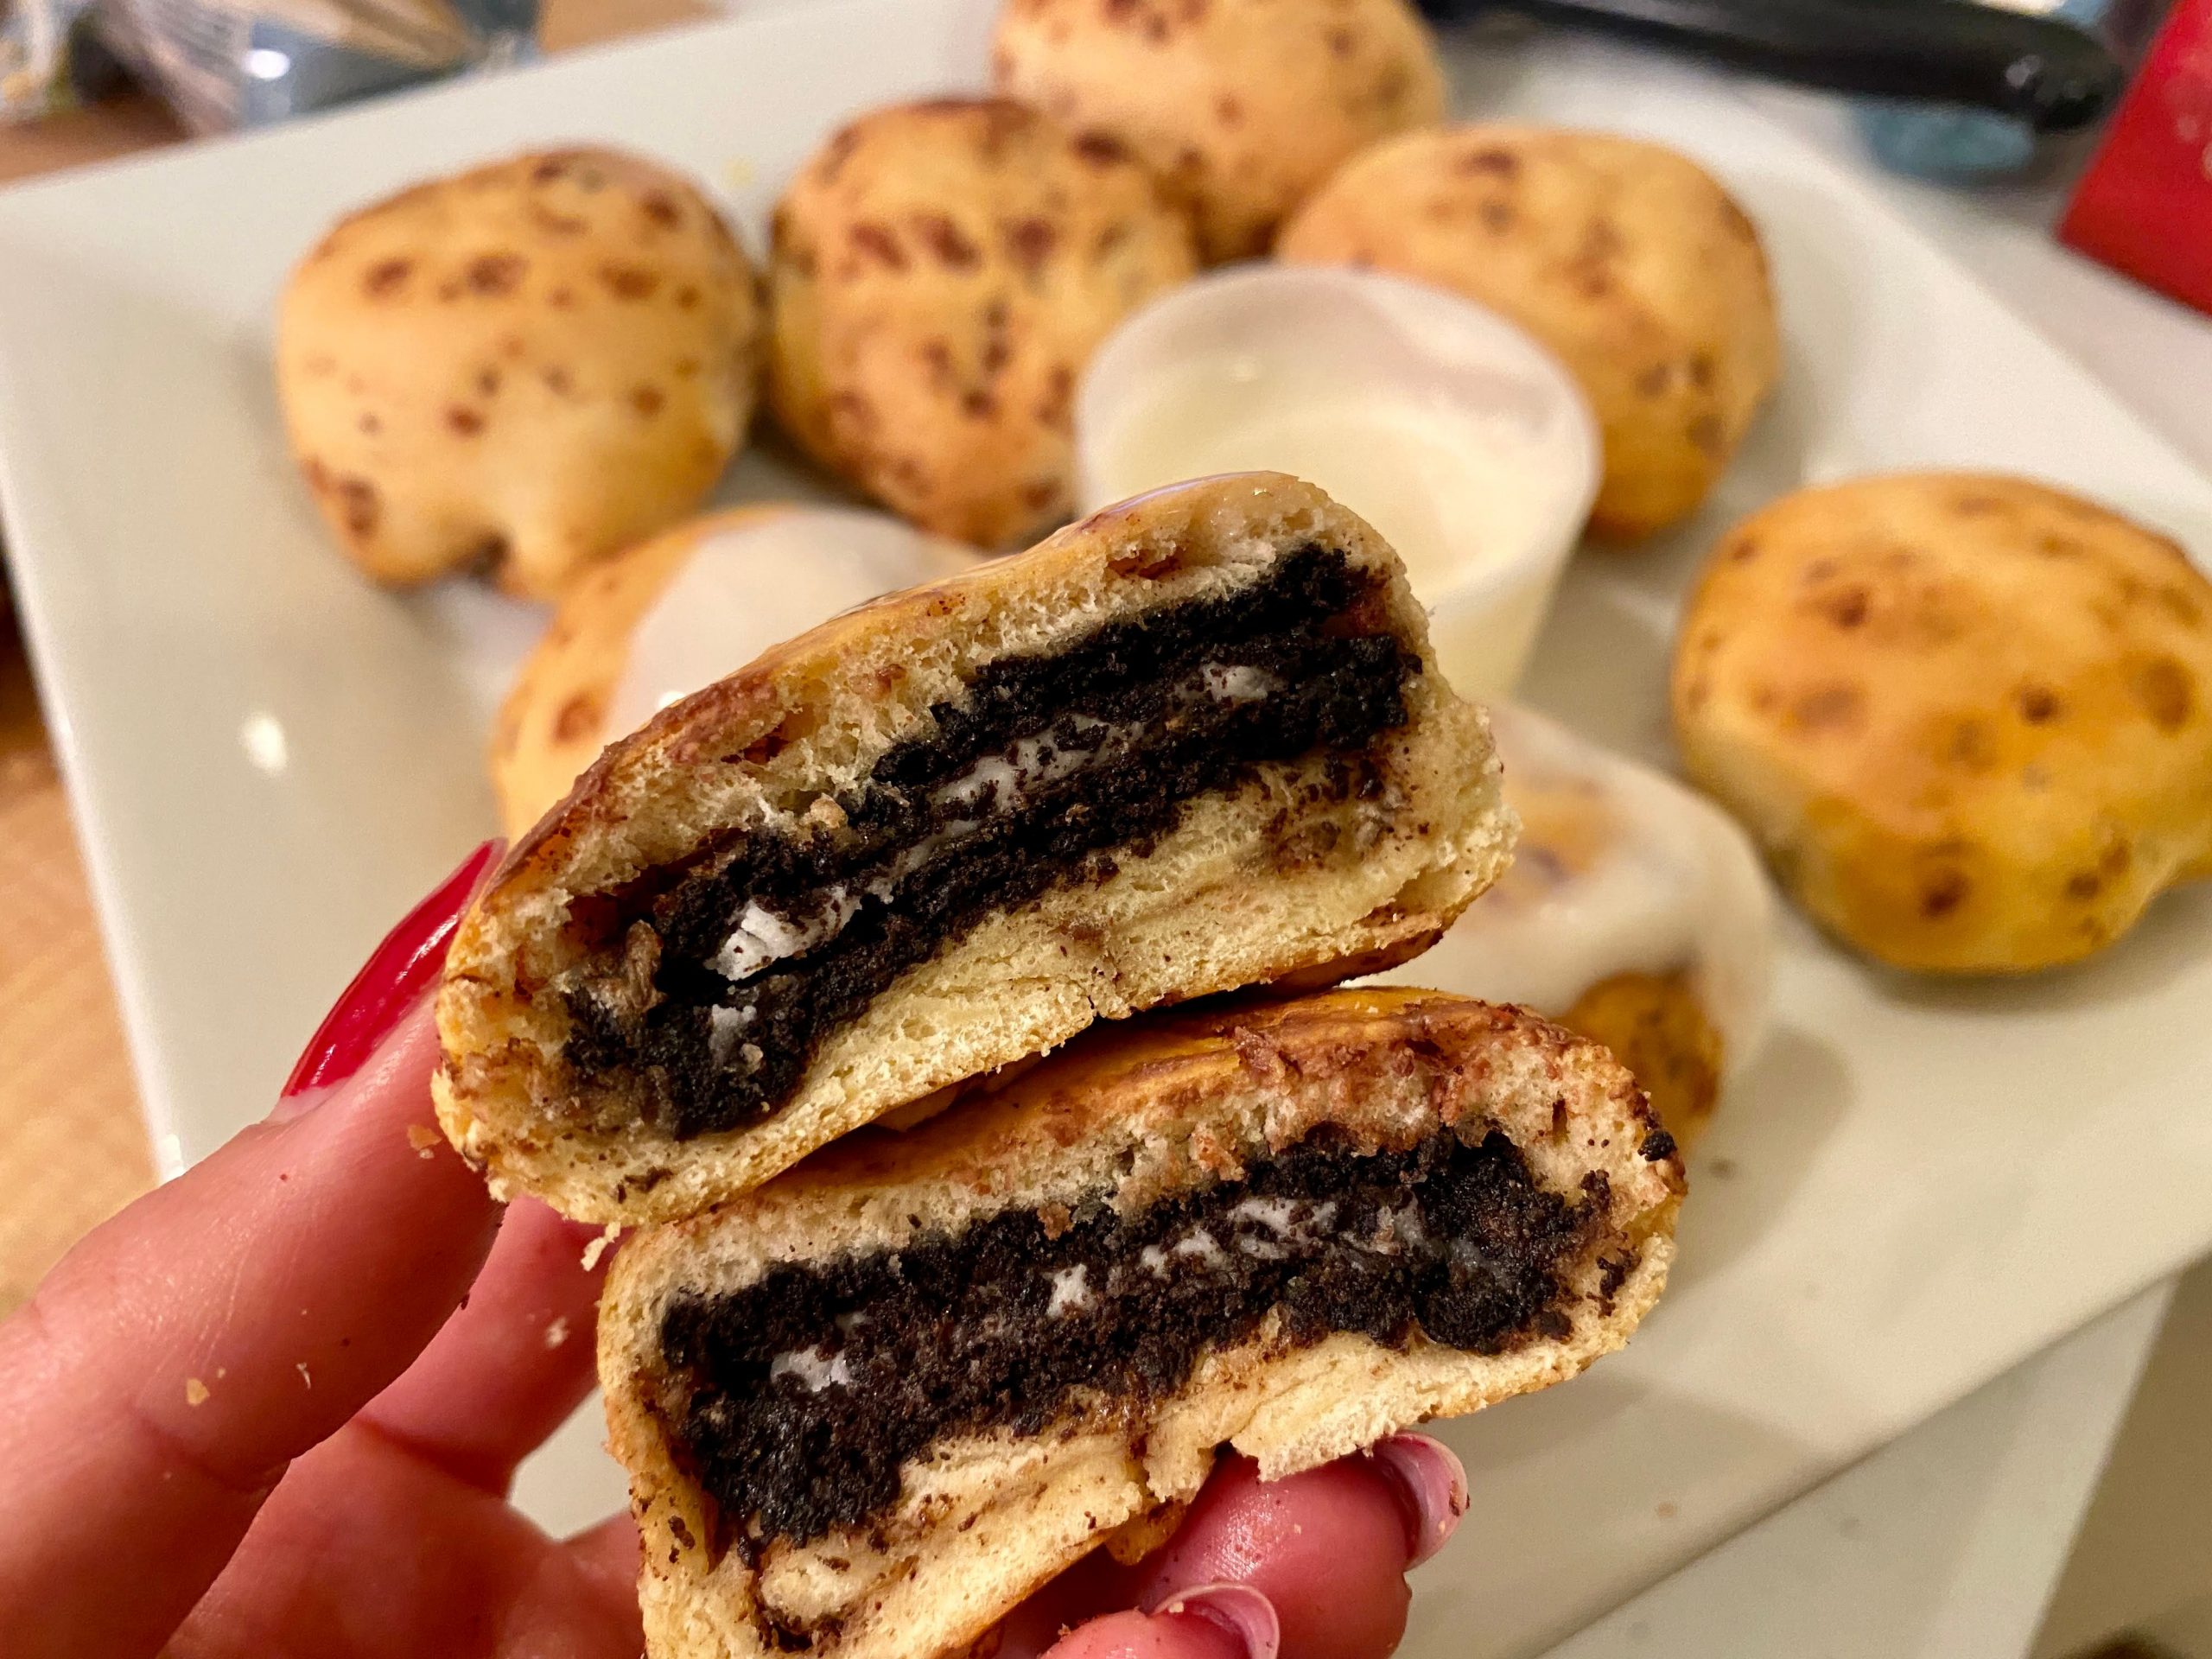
[0,0,709,1313]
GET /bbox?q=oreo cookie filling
[657,1127,1607,1558]
[563,546,1424,1138]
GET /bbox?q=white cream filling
[708,659,1283,991]
[1046,1265,1094,1317]
[769,1346,854,1392]
[712,887,858,982]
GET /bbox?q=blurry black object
[1415,0,2126,132]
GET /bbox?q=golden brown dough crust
[1279,125,1777,539]
[990,0,1445,263]
[1672,471,2212,971]
[276,147,762,599]
[601,988,1683,1659]
[436,474,1511,1223]
[766,99,1195,546]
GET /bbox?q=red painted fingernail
[1153,1584,1279,1659]
[1370,1433,1469,1567]
[280,839,502,1101]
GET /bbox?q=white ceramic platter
[0,10,2207,1656]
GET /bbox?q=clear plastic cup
[1076,264,1599,700]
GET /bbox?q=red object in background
[2061,0,2212,315]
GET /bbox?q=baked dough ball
[491,505,771,839]
[767,99,1196,546]
[1279,125,1777,538]
[1560,970,1723,1152]
[1673,473,2212,972]
[277,147,762,599]
[991,0,1443,263]
[490,504,979,836]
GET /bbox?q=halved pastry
[436,474,1510,1221]
[601,987,1683,1659]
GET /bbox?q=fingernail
[279,839,502,1103]
[1370,1433,1469,1567]
[1150,1583,1279,1659]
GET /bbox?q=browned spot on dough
[549,286,575,308]
[1943,717,1996,771]
[2066,868,2104,901]
[543,365,575,396]
[849,222,906,271]
[1457,146,1521,178]
[1919,868,1969,919]
[1005,217,1058,272]
[640,191,681,229]
[1952,492,2007,516]
[829,390,879,435]
[1037,362,1075,428]
[2037,532,2088,559]
[1729,537,1759,563]
[817,127,862,185]
[2161,583,2206,627]
[447,406,484,435]
[1075,131,1132,168]
[1215,93,1243,126]
[1479,200,1515,232]
[555,693,601,741]
[528,203,588,236]
[632,385,665,416]
[357,412,381,435]
[1791,683,1862,733]
[1325,25,1355,55]
[915,213,981,270]
[467,253,526,295]
[1819,586,1870,629]
[363,257,413,297]
[601,264,660,300]
[477,367,501,397]
[1688,352,1717,391]
[1109,541,1189,579]
[960,388,998,419]
[334,476,379,537]
[1687,413,1725,456]
[1022,478,1062,511]
[2015,683,2061,724]
[1636,363,1671,397]
[2133,657,2195,730]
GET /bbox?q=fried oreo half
[600,988,1682,1659]
[435,474,1510,1221]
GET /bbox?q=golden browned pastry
[276,147,762,599]
[436,474,1511,1224]
[601,988,1682,1659]
[1559,970,1722,1150]
[1278,125,1778,539]
[1673,472,2212,972]
[766,99,1196,546]
[990,0,1444,263]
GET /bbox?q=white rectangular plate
[0,10,2206,1656]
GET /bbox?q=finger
[0,938,499,1655]
[1135,1442,1465,1659]
[565,1510,645,1606]
[358,1198,615,1491]
[1044,1587,1277,1659]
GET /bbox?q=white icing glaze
[1370,703,1776,1071]
[603,506,981,742]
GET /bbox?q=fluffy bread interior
[436,474,1511,1223]
[600,987,1682,1659]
